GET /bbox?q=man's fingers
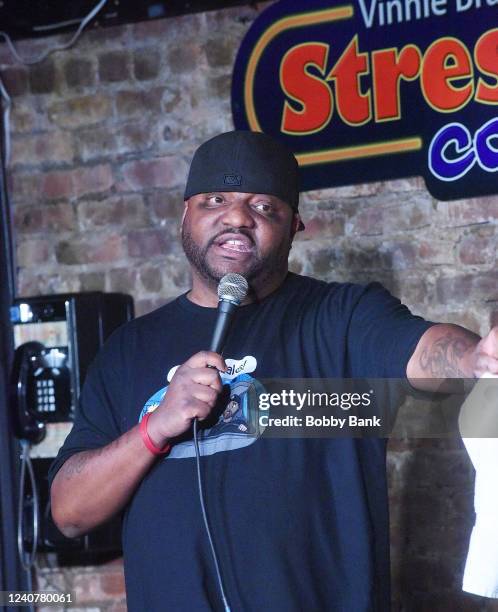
[476,354,498,376]
[190,383,219,405]
[185,350,226,372]
[186,398,214,421]
[187,367,223,390]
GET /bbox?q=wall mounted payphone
[10,292,133,563]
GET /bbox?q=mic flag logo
[231,0,498,201]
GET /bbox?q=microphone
[209,273,249,354]
[194,273,248,612]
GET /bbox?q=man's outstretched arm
[407,324,498,391]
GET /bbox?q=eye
[252,201,272,214]
[205,194,225,207]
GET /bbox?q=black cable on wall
[0,98,28,610]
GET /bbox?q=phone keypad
[36,379,56,412]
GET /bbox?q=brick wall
[1,4,497,611]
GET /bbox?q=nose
[220,200,255,229]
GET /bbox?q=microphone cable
[193,417,231,612]
[191,273,247,612]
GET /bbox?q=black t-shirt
[49,273,435,611]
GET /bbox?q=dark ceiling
[0,0,254,40]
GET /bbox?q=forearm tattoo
[419,332,473,378]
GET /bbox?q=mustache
[207,229,255,249]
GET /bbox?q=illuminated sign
[231,0,498,200]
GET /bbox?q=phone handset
[11,341,46,444]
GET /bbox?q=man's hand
[469,326,498,378]
[51,350,226,538]
[147,351,226,446]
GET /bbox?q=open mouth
[214,234,254,253]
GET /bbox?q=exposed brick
[205,38,234,67]
[433,310,482,335]
[133,49,161,80]
[208,74,231,99]
[28,58,56,94]
[166,43,200,73]
[381,241,417,270]
[34,568,67,591]
[384,198,433,232]
[72,571,107,603]
[56,234,125,265]
[115,88,163,117]
[296,212,345,240]
[14,203,75,233]
[109,268,138,293]
[162,88,182,114]
[127,229,171,258]
[9,172,40,201]
[121,157,187,190]
[378,176,425,193]
[7,10,492,607]
[140,265,163,293]
[320,181,382,199]
[395,276,430,306]
[457,226,496,265]
[17,238,52,266]
[11,132,74,166]
[79,272,105,291]
[344,244,383,271]
[441,195,498,227]
[347,207,384,236]
[417,240,454,265]
[48,95,112,128]
[77,194,147,230]
[306,246,346,277]
[98,50,130,82]
[63,57,95,88]
[149,190,184,221]
[10,105,38,134]
[119,122,156,152]
[73,165,114,198]
[1,66,29,96]
[17,271,81,296]
[436,272,498,304]
[74,126,119,162]
[100,570,126,595]
[41,170,74,200]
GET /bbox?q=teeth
[219,238,251,252]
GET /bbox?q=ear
[290,213,304,238]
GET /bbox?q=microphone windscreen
[217,274,248,305]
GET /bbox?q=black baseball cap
[184,130,301,216]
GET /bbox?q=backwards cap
[184,130,300,213]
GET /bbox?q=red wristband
[140,412,171,456]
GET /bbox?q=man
[50,130,498,611]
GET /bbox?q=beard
[181,223,291,288]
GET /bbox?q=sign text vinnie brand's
[231,0,498,200]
